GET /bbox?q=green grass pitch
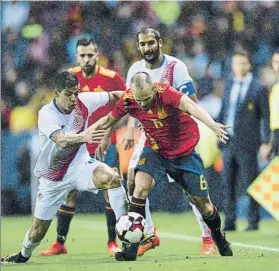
[1,213,279,271]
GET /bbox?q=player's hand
[95,137,110,161]
[122,126,135,150]
[210,123,230,144]
[109,91,124,103]
[82,129,106,144]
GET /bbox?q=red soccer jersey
[68,65,126,155]
[111,83,200,159]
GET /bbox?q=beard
[82,63,96,76]
[142,49,160,64]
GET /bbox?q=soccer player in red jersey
[39,38,126,256]
[94,72,233,261]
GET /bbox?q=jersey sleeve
[126,64,136,89]
[162,86,184,109]
[78,92,110,114]
[111,93,128,119]
[38,108,62,138]
[113,72,127,90]
[173,61,196,95]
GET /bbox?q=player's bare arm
[109,91,124,103]
[179,95,230,144]
[95,116,128,161]
[188,93,198,103]
[123,115,136,150]
[50,129,106,149]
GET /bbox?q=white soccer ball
[116,212,147,243]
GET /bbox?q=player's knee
[134,179,153,198]
[191,196,214,217]
[66,190,78,208]
[127,168,135,185]
[102,170,121,189]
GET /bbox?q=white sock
[20,230,41,258]
[190,202,211,238]
[108,186,128,220]
[145,198,155,234]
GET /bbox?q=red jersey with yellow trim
[111,83,200,159]
[68,65,126,155]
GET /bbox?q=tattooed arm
[50,129,106,149]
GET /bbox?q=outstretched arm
[50,129,106,149]
[179,95,230,143]
[108,91,124,103]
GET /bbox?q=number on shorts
[200,175,207,190]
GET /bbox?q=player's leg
[103,190,121,254]
[188,200,216,254]
[1,217,52,264]
[2,177,70,263]
[177,170,233,256]
[115,147,165,261]
[168,168,215,254]
[75,158,128,221]
[127,137,156,234]
[39,190,77,256]
[127,145,160,256]
[103,144,122,253]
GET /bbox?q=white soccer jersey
[34,92,110,181]
[126,54,193,94]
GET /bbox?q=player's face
[137,33,162,64]
[232,55,251,78]
[132,84,155,111]
[56,85,80,114]
[271,53,279,76]
[76,44,99,75]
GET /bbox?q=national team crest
[75,115,84,127]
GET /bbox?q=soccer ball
[116,212,147,243]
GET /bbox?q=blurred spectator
[1,1,278,135]
[2,1,30,33]
[218,50,270,231]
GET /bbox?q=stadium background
[1,1,279,218]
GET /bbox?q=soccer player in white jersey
[1,72,128,264]
[123,27,216,256]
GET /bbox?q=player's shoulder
[38,101,57,118]
[153,82,170,94]
[67,66,82,74]
[165,54,186,67]
[128,59,146,72]
[98,66,117,78]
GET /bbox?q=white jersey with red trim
[34,92,110,181]
[126,54,193,92]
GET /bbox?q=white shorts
[34,159,101,220]
[128,133,175,183]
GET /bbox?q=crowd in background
[2,1,279,133]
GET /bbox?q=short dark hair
[136,27,161,42]
[131,72,152,89]
[233,50,252,63]
[54,72,79,92]
[272,48,279,56]
[76,37,98,50]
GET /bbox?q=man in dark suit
[218,51,270,231]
